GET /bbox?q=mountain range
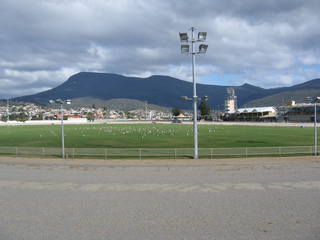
[10,72,320,110]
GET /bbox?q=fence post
[73,148,74,159]
[16,147,17,156]
[279,147,281,157]
[140,149,141,159]
[246,148,247,158]
[43,147,45,158]
[105,149,107,159]
[175,149,177,159]
[211,148,213,159]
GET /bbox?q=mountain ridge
[9,72,320,110]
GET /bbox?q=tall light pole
[180,27,208,159]
[7,98,9,128]
[145,101,148,120]
[48,99,71,158]
[307,97,320,156]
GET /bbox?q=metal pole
[145,101,147,120]
[61,103,65,158]
[7,98,9,127]
[315,102,317,155]
[191,27,198,159]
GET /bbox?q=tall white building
[224,88,237,114]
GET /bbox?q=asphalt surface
[1,156,320,239]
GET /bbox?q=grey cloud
[0,0,320,98]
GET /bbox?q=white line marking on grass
[4,132,11,135]
[50,130,57,136]
[44,127,57,136]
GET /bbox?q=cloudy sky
[1,0,320,98]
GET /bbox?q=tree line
[171,100,210,117]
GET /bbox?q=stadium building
[277,101,319,122]
[228,107,277,122]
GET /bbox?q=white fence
[0,146,315,159]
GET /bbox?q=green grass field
[0,123,316,149]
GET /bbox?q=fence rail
[0,146,315,159]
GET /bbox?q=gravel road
[1,156,320,239]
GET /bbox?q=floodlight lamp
[48,100,54,104]
[66,99,72,104]
[316,97,320,101]
[199,44,208,53]
[306,97,312,102]
[203,95,209,101]
[56,99,62,104]
[181,45,189,54]
[181,96,188,101]
[198,32,207,42]
[179,33,189,42]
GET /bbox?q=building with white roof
[228,106,277,122]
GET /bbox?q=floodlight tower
[306,96,320,156]
[7,98,9,128]
[179,27,208,159]
[48,99,72,158]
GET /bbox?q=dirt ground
[0,155,319,167]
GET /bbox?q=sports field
[0,123,316,149]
